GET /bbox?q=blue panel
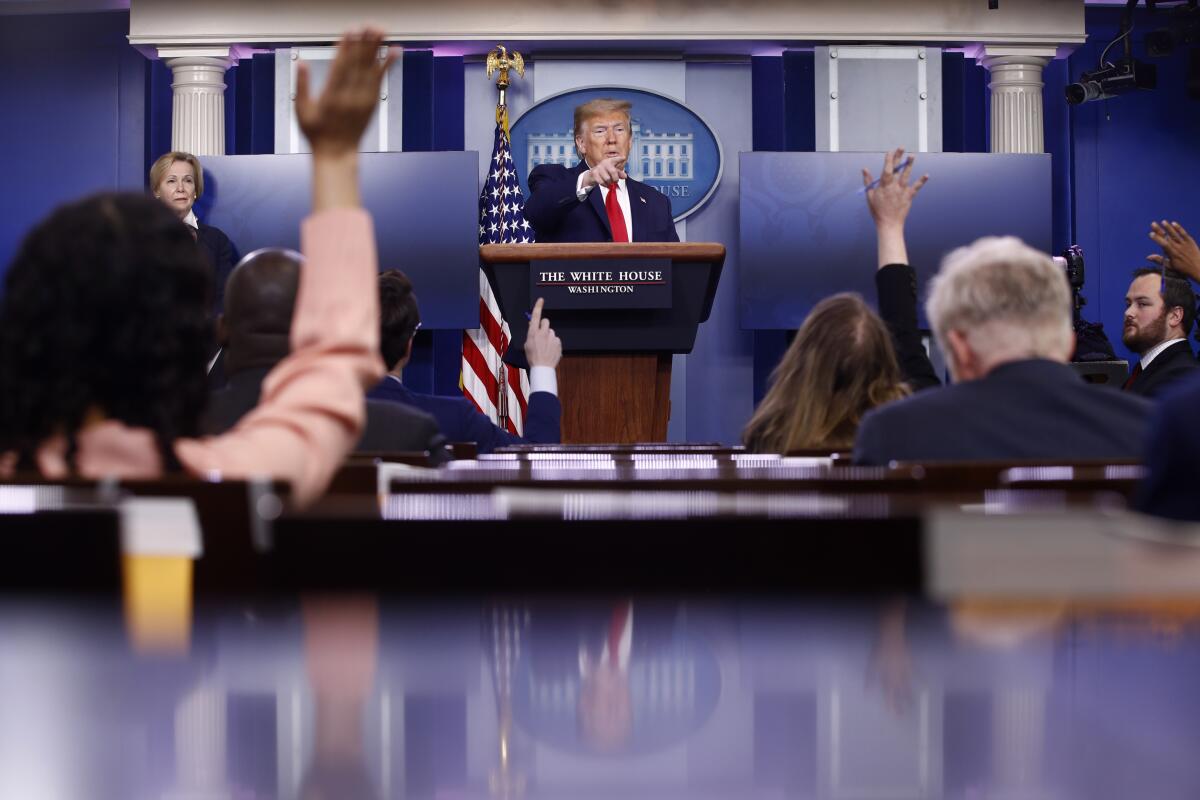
[197,152,480,328]
[146,59,173,174]
[118,43,149,189]
[234,59,252,156]
[233,55,276,156]
[1043,57,1074,256]
[251,54,276,155]
[225,66,238,155]
[403,50,435,152]
[434,56,465,151]
[782,50,815,152]
[0,12,144,274]
[433,330,464,396]
[751,56,785,152]
[941,52,987,154]
[740,152,1052,330]
[405,331,435,394]
[1069,6,1200,366]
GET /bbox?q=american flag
[461,121,534,434]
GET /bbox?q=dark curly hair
[0,192,214,464]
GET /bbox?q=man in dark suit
[1120,267,1198,398]
[368,270,562,454]
[204,249,447,458]
[854,235,1152,464]
[523,98,679,244]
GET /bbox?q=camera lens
[1065,80,1104,105]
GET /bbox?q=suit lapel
[1130,340,1193,392]
[626,180,650,242]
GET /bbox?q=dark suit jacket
[205,366,447,457]
[853,359,1153,464]
[195,222,237,314]
[367,376,561,455]
[876,263,941,391]
[523,162,679,243]
[1136,371,1200,520]
[1125,339,1200,399]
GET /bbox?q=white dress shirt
[1140,337,1187,370]
[182,209,199,230]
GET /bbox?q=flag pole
[486,45,526,432]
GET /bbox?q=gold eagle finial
[486,44,525,93]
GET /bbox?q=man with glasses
[524,98,679,243]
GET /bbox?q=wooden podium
[481,243,725,444]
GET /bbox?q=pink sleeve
[174,208,384,507]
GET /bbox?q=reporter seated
[744,295,910,453]
[206,250,446,459]
[853,235,1152,464]
[369,270,562,454]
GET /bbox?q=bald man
[205,248,447,458]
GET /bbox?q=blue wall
[0,11,146,275]
[1069,7,1200,365]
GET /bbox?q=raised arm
[176,29,396,506]
[863,147,940,391]
[1148,220,1200,284]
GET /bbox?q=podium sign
[533,258,671,309]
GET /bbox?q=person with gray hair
[853,235,1152,464]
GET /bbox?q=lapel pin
[639,196,647,204]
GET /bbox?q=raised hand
[296,28,396,156]
[1148,220,1200,283]
[863,147,929,232]
[584,156,628,189]
[524,298,563,369]
[863,148,929,269]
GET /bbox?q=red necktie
[605,184,629,243]
[1123,362,1142,391]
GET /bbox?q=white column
[158,47,235,156]
[976,46,1056,154]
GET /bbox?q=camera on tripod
[1052,245,1087,320]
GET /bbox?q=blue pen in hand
[858,156,914,194]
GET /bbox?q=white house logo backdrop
[511,87,723,222]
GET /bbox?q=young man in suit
[853,235,1152,465]
[523,98,679,244]
[1120,267,1198,398]
[369,270,562,454]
